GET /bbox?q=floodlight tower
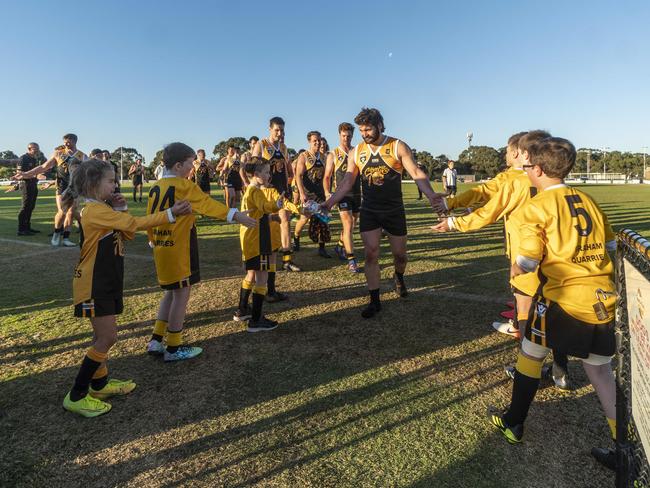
[642,146,647,179]
[466,132,473,166]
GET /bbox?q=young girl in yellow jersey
[146,143,256,360]
[64,159,192,418]
[235,158,301,331]
[489,138,618,465]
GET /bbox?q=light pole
[602,147,610,175]
[642,146,647,180]
[466,132,473,173]
[587,149,591,176]
[120,147,124,183]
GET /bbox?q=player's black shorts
[56,177,69,196]
[446,185,457,196]
[304,191,325,204]
[199,181,211,193]
[132,175,143,186]
[338,195,361,213]
[525,298,615,359]
[244,254,272,271]
[161,272,201,290]
[74,297,124,318]
[226,171,243,191]
[359,207,407,236]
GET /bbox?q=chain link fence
[616,229,650,487]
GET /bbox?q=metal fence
[616,229,650,487]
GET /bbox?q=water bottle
[303,200,331,223]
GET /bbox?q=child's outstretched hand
[235,210,257,228]
[171,200,192,216]
[431,218,451,233]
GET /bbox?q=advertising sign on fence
[626,258,650,457]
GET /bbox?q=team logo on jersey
[363,165,390,186]
[385,148,390,154]
[535,301,548,317]
[359,154,367,164]
[113,233,125,257]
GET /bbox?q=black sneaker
[488,406,523,444]
[282,261,302,272]
[233,307,252,322]
[28,228,41,233]
[247,316,279,332]
[318,247,331,258]
[591,447,616,471]
[361,302,381,319]
[17,230,35,236]
[266,291,288,303]
[292,236,300,252]
[394,276,408,297]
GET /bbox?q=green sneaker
[63,392,112,418]
[488,406,523,444]
[89,379,136,400]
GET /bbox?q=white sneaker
[62,238,77,247]
[51,233,61,246]
[146,339,165,355]
[491,319,519,337]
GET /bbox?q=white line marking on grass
[0,237,152,261]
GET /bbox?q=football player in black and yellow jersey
[252,117,301,271]
[235,159,301,330]
[146,143,256,361]
[218,145,244,207]
[324,122,362,273]
[189,149,216,194]
[16,133,87,247]
[293,130,331,258]
[128,158,145,202]
[324,108,444,318]
[489,138,618,461]
[63,158,192,418]
[239,136,259,187]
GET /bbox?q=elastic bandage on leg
[153,319,167,337]
[92,364,108,379]
[515,351,543,379]
[87,347,108,364]
[167,330,183,348]
[242,279,253,290]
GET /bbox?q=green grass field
[1,182,649,487]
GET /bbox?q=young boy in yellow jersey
[146,143,256,361]
[235,159,287,331]
[64,159,192,417]
[489,138,617,464]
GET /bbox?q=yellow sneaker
[89,379,137,400]
[63,392,112,418]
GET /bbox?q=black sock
[395,272,405,285]
[268,272,276,294]
[516,319,526,331]
[369,289,381,307]
[133,189,137,201]
[252,292,265,322]
[151,333,164,342]
[553,349,569,372]
[70,355,103,401]
[55,227,63,234]
[239,286,252,310]
[347,253,355,262]
[504,371,540,426]
[319,242,325,250]
[63,230,70,239]
[91,375,108,391]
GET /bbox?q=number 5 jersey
[146,176,236,289]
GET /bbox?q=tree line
[2,142,648,181]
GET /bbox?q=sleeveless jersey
[261,139,289,194]
[353,136,403,212]
[193,161,212,189]
[333,146,361,197]
[55,148,86,182]
[302,151,326,201]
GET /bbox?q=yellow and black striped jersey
[333,146,361,197]
[54,148,87,181]
[516,184,616,323]
[261,186,301,252]
[353,136,403,212]
[147,176,233,287]
[302,151,326,199]
[73,201,170,305]
[446,167,514,210]
[261,139,290,193]
[240,185,280,260]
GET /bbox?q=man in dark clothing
[0,143,42,235]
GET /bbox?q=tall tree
[212,137,248,159]
[458,145,502,177]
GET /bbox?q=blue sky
[1,0,648,162]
